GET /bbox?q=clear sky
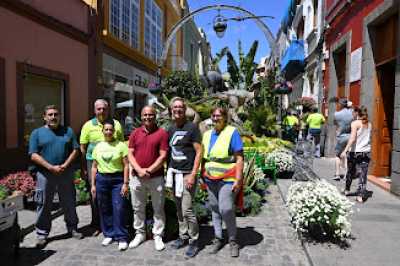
[186,0,287,72]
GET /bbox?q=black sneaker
[185,241,199,258]
[69,230,84,239]
[209,238,224,254]
[230,241,239,257]
[171,238,187,249]
[36,238,47,249]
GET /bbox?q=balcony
[280,40,305,80]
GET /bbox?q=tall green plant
[256,64,279,111]
[225,40,259,90]
[211,47,229,71]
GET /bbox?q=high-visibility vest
[202,125,237,182]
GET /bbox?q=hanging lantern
[213,11,227,38]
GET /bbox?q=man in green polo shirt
[80,99,123,235]
[306,106,326,158]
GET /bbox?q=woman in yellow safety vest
[201,107,244,258]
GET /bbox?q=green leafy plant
[0,184,10,200]
[73,170,89,203]
[161,70,206,101]
[247,105,279,137]
[225,40,259,90]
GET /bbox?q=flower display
[286,180,353,240]
[265,150,295,173]
[0,171,36,197]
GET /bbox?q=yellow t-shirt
[283,115,299,127]
[92,141,128,173]
[306,113,326,129]
[80,118,124,160]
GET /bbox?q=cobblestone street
[6,185,309,266]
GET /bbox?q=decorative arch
[159,4,276,70]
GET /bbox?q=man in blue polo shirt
[29,105,83,249]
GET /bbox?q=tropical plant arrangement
[0,171,36,197]
[287,180,353,241]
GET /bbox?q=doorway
[370,14,398,177]
[333,47,347,107]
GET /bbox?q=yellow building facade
[99,0,184,135]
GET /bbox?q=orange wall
[0,7,89,148]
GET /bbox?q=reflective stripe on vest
[202,125,236,181]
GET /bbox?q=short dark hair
[43,105,58,115]
[103,118,115,128]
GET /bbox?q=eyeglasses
[142,113,155,117]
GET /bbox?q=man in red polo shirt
[127,106,169,251]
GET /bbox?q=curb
[275,181,315,266]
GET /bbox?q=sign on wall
[350,47,362,83]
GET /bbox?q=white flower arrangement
[265,150,295,173]
[286,180,353,240]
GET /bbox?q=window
[110,0,140,49]
[23,73,65,145]
[144,0,163,62]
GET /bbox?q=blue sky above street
[186,0,287,72]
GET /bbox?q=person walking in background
[29,105,83,249]
[90,119,129,251]
[333,98,353,180]
[128,106,169,251]
[167,97,202,258]
[202,107,244,258]
[80,99,124,236]
[282,109,299,143]
[340,106,372,203]
[306,107,325,158]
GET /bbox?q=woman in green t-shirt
[91,119,129,251]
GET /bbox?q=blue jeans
[35,168,78,239]
[96,173,128,242]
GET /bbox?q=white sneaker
[102,237,113,246]
[118,241,128,251]
[129,234,145,249]
[154,236,165,251]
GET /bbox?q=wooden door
[371,62,395,177]
[370,15,398,177]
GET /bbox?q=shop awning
[116,100,133,109]
[280,40,305,80]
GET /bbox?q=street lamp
[213,11,227,38]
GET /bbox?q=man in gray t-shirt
[333,99,354,180]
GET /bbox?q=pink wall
[0,7,89,148]
[20,0,89,33]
